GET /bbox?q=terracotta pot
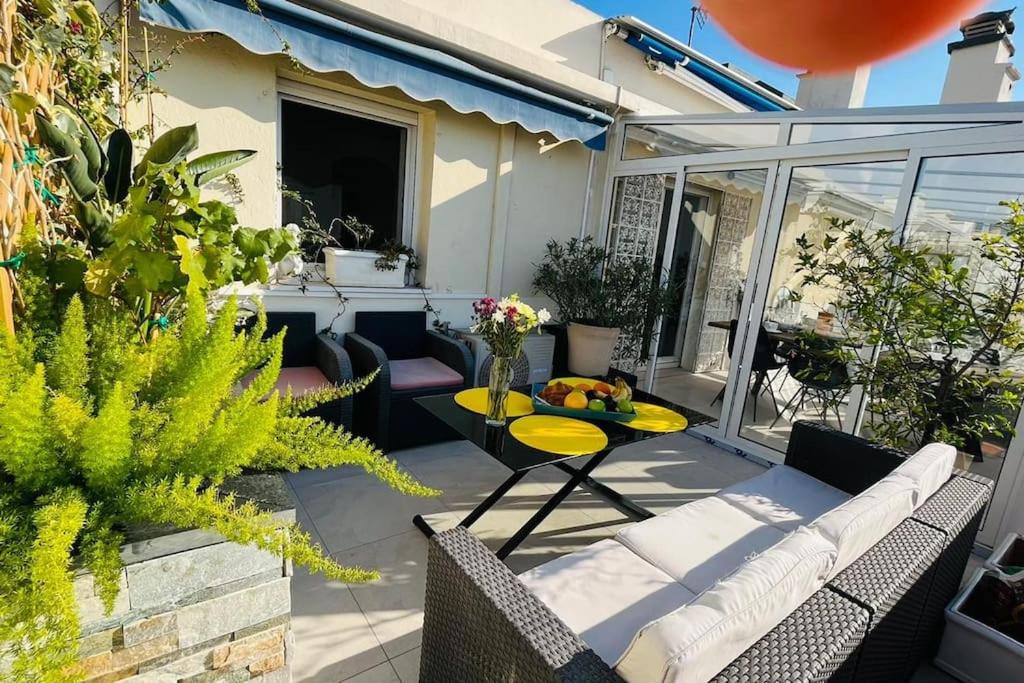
[567,322,619,376]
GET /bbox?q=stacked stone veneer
[74,533,293,682]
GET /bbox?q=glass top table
[412,384,691,559]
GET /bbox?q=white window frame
[276,80,419,249]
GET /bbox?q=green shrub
[0,293,436,680]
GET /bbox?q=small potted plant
[532,237,676,375]
[322,217,413,287]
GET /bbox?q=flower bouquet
[471,294,550,425]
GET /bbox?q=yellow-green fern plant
[0,292,437,681]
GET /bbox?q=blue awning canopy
[140,0,612,149]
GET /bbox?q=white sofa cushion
[615,497,786,595]
[810,473,917,578]
[891,442,956,506]
[716,465,851,532]
[519,538,696,667]
[615,527,837,683]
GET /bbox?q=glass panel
[738,160,907,453]
[899,152,1024,536]
[649,169,769,427]
[789,121,1006,145]
[623,123,780,160]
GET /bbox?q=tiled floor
[285,431,759,682]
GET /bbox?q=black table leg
[412,470,529,539]
[553,462,655,522]
[495,450,613,560]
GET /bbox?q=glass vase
[486,355,514,426]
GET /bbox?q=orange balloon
[702,0,988,73]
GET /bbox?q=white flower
[283,222,302,239]
[493,310,506,323]
[537,308,551,324]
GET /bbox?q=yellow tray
[454,387,534,417]
[508,415,608,455]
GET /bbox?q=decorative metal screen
[608,174,668,263]
[606,174,670,371]
[694,191,752,372]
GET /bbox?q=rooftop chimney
[940,9,1020,104]
[795,66,871,110]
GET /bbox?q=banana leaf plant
[30,108,295,335]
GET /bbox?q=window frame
[276,80,420,251]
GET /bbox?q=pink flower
[69,21,83,35]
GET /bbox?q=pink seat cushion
[390,357,463,391]
[237,366,332,397]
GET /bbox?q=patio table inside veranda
[412,383,701,560]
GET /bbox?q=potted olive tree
[533,237,676,375]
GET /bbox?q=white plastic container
[984,533,1024,581]
[935,568,1024,683]
[567,322,620,376]
[323,248,408,287]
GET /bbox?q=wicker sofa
[420,422,993,682]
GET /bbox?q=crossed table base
[411,386,687,560]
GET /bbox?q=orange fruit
[575,383,592,392]
[594,382,613,395]
[564,390,588,410]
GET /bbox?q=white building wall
[136,0,746,333]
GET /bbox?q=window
[280,94,415,256]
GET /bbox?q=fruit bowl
[530,379,638,423]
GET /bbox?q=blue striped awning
[140,0,613,149]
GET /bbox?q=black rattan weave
[827,519,945,682]
[711,588,869,683]
[910,472,992,660]
[421,526,623,683]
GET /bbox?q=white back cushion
[615,527,837,683]
[716,465,851,532]
[615,497,786,595]
[891,442,956,506]
[810,473,916,578]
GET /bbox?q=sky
[574,0,1020,106]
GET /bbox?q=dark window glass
[280,98,407,255]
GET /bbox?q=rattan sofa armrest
[314,333,355,427]
[421,527,622,683]
[425,330,473,385]
[343,333,390,444]
[784,421,907,495]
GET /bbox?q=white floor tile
[290,566,388,683]
[297,474,453,553]
[336,531,433,659]
[389,647,421,683]
[340,661,401,683]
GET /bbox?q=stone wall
[73,476,295,682]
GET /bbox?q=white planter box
[935,568,1024,683]
[323,248,409,287]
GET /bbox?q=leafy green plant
[532,236,678,366]
[374,238,419,280]
[0,292,436,680]
[335,215,375,250]
[795,208,1024,450]
[31,114,294,334]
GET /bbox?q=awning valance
[140,0,612,149]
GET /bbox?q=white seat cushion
[519,538,696,667]
[616,527,837,683]
[810,473,917,578]
[615,497,786,595]
[891,442,956,506]
[716,465,851,532]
